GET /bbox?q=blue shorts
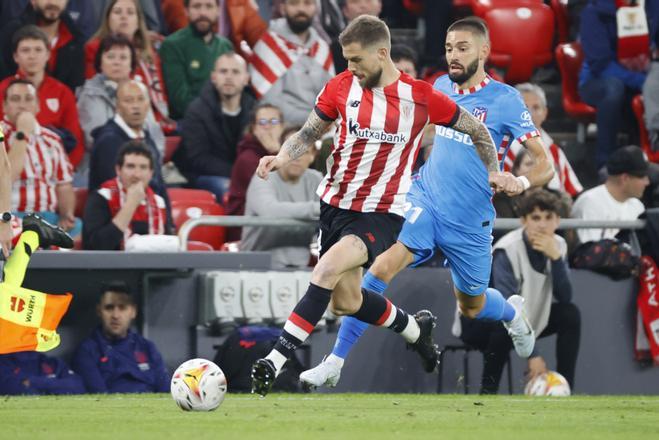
[397,182,493,296]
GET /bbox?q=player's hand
[528,231,561,260]
[256,155,284,179]
[526,356,548,382]
[126,182,146,206]
[58,213,76,232]
[0,221,11,258]
[489,172,524,196]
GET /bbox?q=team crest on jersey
[46,98,59,113]
[472,106,488,122]
[401,104,413,120]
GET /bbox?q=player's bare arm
[450,106,498,173]
[521,135,554,187]
[256,111,332,179]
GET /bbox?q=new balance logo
[349,100,360,108]
[348,119,408,143]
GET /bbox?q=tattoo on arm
[282,111,332,160]
[450,107,499,173]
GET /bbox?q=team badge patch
[472,106,488,122]
[46,98,59,113]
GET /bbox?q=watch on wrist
[1,211,12,223]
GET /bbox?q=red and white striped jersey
[503,129,583,197]
[315,71,459,216]
[1,120,73,213]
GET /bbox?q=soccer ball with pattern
[171,358,227,411]
[524,371,571,396]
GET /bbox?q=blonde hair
[92,0,154,63]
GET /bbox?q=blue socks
[331,272,387,359]
[475,288,516,322]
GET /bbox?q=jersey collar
[453,75,492,95]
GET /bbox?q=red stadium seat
[550,0,570,43]
[74,187,88,219]
[473,1,554,84]
[167,187,217,204]
[164,136,181,163]
[170,196,226,250]
[632,95,659,163]
[555,42,596,143]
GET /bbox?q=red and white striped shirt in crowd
[315,71,459,216]
[248,28,334,98]
[503,128,583,197]
[1,119,73,213]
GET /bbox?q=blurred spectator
[458,189,580,394]
[644,0,659,151]
[506,83,583,198]
[89,0,167,35]
[161,0,267,54]
[77,34,164,156]
[572,145,649,244]
[578,0,650,168]
[1,79,80,237]
[0,0,98,43]
[72,281,170,393]
[250,0,334,125]
[324,0,382,72]
[0,25,84,168]
[159,0,234,120]
[242,127,322,268]
[175,52,255,203]
[225,103,284,240]
[0,0,85,91]
[391,43,418,78]
[88,80,171,227]
[83,142,170,250]
[85,0,173,134]
[0,352,85,395]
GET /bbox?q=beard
[448,58,479,85]
[286,14,313,34]
[191,17,214,36]
[35,3,63,25]
[360,68,383,89]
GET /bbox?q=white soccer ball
[171,358,227,411]
[524,370,571,396]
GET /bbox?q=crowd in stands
[0,0,658,395]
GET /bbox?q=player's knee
[311,260,341,287]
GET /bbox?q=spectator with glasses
[224,103,284,241]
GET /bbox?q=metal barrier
[178,215,647,251]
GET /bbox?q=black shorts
[318,201,404,267]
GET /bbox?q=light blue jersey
[417,75,539,233]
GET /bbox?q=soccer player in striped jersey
[251,15,513,397]
[300,17,556,389]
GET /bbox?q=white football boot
[502,295,535,358]
[299,355,343,388]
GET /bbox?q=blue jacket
[72,327,170,394]
[0,352,86,395]
[579,0,648,90]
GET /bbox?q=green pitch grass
[2,393,658,440]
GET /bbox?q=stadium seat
[74,187,88,219]
[631,95,659,163]
[167,187,217,204]
[555,42,596,143]
[170,195,226,250]
[164,136,181,163]
[550,0,570,43]
[437,344,512,394]
[187,241,214,251]
[473,1,555,84]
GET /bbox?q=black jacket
[0,4,85,91]
[174,81,255,180]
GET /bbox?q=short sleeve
[314,76,340,121]
[501,92,540,144]
[426,84,459,126]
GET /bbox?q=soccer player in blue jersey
[300,17,555,388]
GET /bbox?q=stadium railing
[178,216,647,251]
